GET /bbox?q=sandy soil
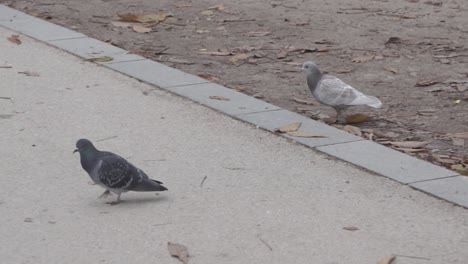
[3,0,468,171]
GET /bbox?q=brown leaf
[448,132,468,139]
[394,147,427,153]
[345,114,370,124]
[132,25,152,33]
[198,50,231,56]
[377,256,396,264]
[85,56,114,62]
[343,226,359,231]
[352,55,374,63]
[451,164,468,176]
[384,67,399,74]
[292,97,318,105]
[168,242,189,264]
[389,141,429,148]
[18,71,40,77]
[274,122,302,133]
[173,2,192,8]
[197,74,219,82]
[246,31,271,37]
[343,125,362,137]
[207,4,225,11]
[286,131,326,138]
[277,48,288,59]
[209,95,230,101]
[385,37,402,45]
[415,80,438,87]
[118,13,171,23]
[111,21,132,28]
[229,53,249,63]
[7,35,21,45]
[404,0,419,2]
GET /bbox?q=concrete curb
[1,4,466,208]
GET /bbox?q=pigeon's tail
[133,179,168,192]
[366,96,383,108]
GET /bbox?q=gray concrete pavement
[1,27,468,264]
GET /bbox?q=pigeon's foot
[98,190,112,199]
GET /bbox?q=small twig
[395,254,430,260]
[0,97,11,100]
[96,135,118,142]
[257,235,273,251]
[152,222,172,227]
[154,46,170,55]
[0,66,12,69]
[199,176,207,188]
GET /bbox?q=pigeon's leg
[107,193,123,205]
[98,190,112,199]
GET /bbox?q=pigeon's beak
[73,148,79,154]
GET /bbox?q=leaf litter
[7,35,22,45]
[274,122,302,133]
[168,242,189,264]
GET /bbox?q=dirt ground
[3,0,468,172]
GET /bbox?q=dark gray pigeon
[74,138,167,205]
[302,61,382,118]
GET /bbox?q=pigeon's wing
[96,154,143,191]
[317,76,381,108]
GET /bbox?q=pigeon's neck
[307,71,323,92]
[79,148,99,173]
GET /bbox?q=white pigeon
[301,61,382,118]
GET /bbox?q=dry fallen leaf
[209,95,230,101]
[415,80,438,87]
[345,114,370,124]
[118,12,171,23]
[111,21,132,28]
[352,55,374,63]
[277,48,288,59]
[451,164,468,176]
[289,21,309,26]
[18,71,40,77]
[197,74,219,82]
[132,25,152,33]
[287,131,326,138]
[85,56,114,62]
[292,97,318,105]
[275,122,302,133]
[389,141,429,148]
[7,35,21,45]
[394,147,427,153]
[448,132,468,139]
[229,53,249,63]
[400,13,417,19]
[343,226,359,231]
[200,10,215,16]
[344,125,362,137]
[377,255,396,264]
[384,67,399,74]
[168,242,189,264]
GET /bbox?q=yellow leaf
[229,53,249,63]
[451,164,468,176]
[343,125,362,136]
[455,99,461,104]
[274,122,302,133]
[209,95,230,101]
[286,131,327,138]
[85,56,114,62]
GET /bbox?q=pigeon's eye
[305,66,309,68]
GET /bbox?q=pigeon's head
[301,61,321,76]
[74,138,95,154]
